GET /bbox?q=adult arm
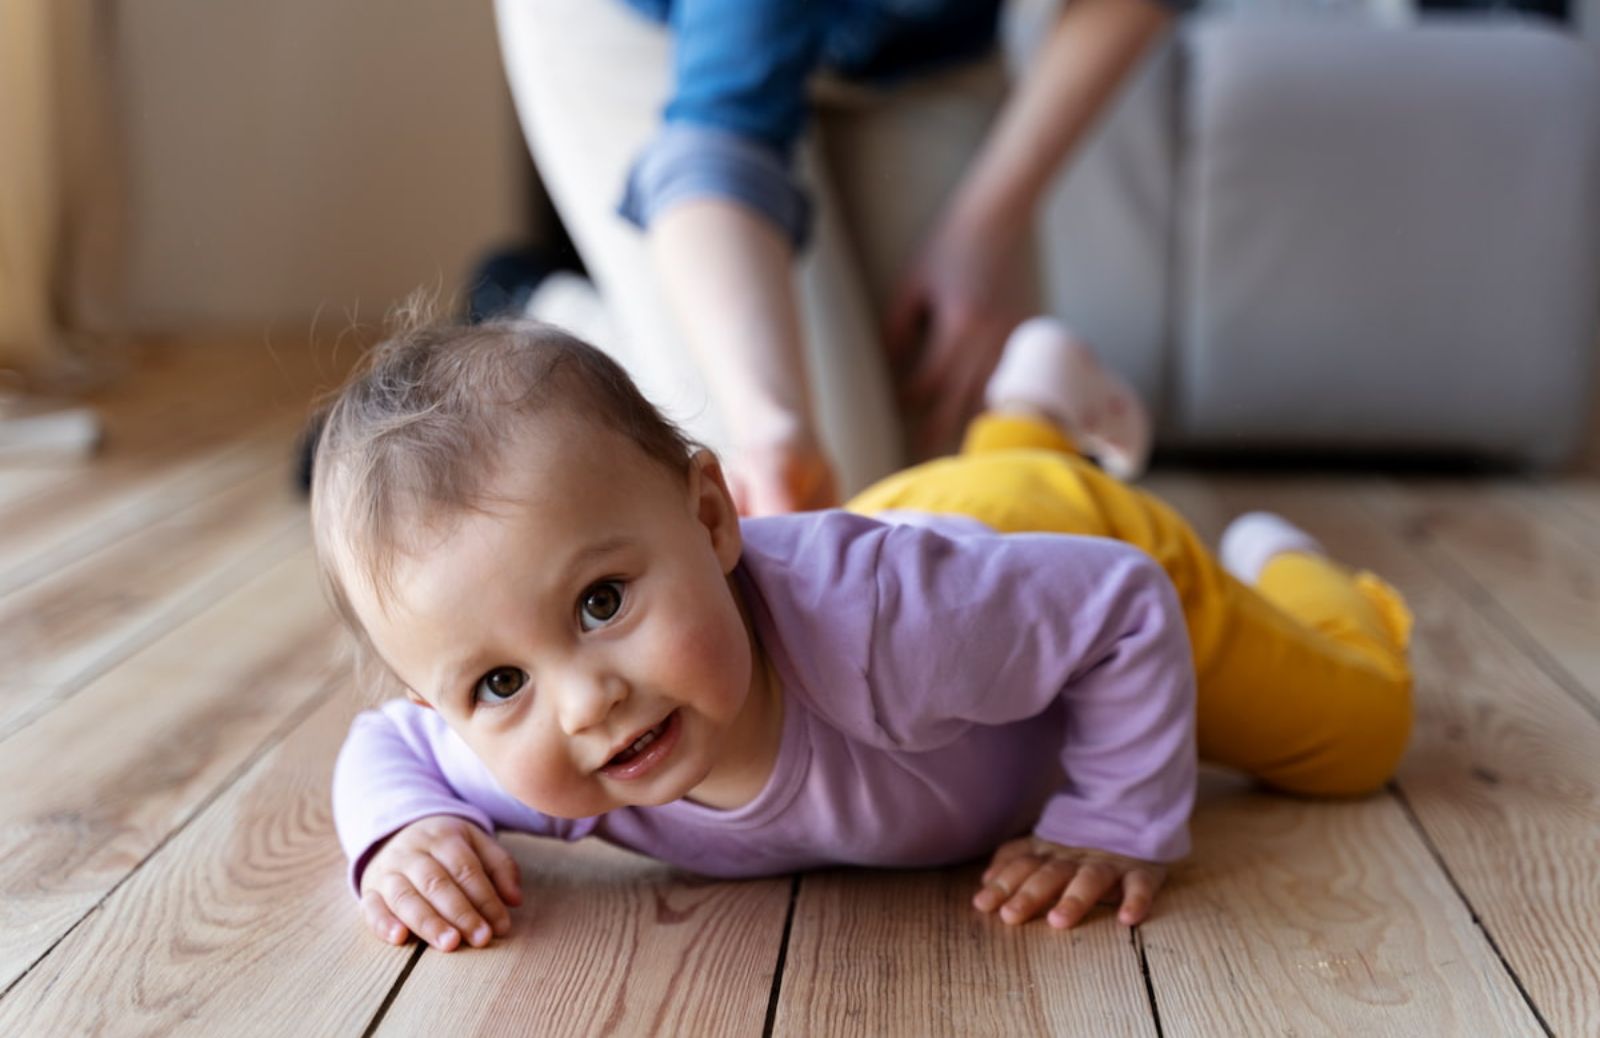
[650,199,835,515]
[886,0,1177,451]
[621,0,835,515]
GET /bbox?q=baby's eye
[475,666,527,705]
[579,580,625,632]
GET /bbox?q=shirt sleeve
[618,124,813,248]
[331,700,563,896]
[866,524,1198,862]
[617,0,824,247]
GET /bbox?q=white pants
[493,0,1019,493]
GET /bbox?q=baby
[315,317,1414,953]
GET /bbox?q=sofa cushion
[1177,19,1600,464]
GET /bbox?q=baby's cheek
[481,732,599,818]
[658,600,750,717]
[503,762,606,819]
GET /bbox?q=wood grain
[0,461,307,739]
[0,418,300,599]
[773,863,1155,1037]
[0,463,81,510]
[0,545,343,992]
[1531,479,1600,541]
[1147,772,1540,1037]
[375,838,791,1037]
[0,333,349,599]
[0,692,408,1036]
[1362,478,1600,714]
[1151,473,1600,1035]
[1547,480,1600,529]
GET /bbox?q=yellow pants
[846,414,1414,797]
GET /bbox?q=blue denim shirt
[618,0,1010,248]
[617,0,1181,248]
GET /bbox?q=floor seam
[761,875,801,1038]
[1390,784,1554,1038]
[0,680,329,1002]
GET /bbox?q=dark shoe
[466,245,569,324]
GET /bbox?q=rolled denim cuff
[619,123,812,250]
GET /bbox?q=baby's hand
[359,815,523,951]
[972,836,1167,929]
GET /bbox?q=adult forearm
[649,198,815,450]
[949,0,1174,240]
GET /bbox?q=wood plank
[0,545,343,992]
[1148,472,1600,1034]
[1529,476,1600,527]
[374,838,789,1036]
[1147,774,1540,1037]
[76,335,349,461]
[1359,478,1600,714]
[0,418,301,598]
[0,693,410,1035]
[773,863,1155,1037]
[0,334,351,598]
[0,462,307,739]
[0,464,81,511]
[1549,480,1600,528]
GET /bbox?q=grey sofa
[1036,13,1600,467]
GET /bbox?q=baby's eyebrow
[431,649,497,707]
[559,535,633,581]
[427,669,466,709]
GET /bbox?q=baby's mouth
[604,711,677,770]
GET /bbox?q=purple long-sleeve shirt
[332,511,1197,891]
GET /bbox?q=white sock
[984,316,1151,480]
[1219,512,1325,584]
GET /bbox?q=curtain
[0,0,124,384]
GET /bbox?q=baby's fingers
[362,888,409,946]
[384,879,463,952]
[1117,869,1164,927]
[467,827,524,909]
[1047,862,1120,930]
[998,859,1080,925]
[982,836,1042,885]
[433,841,512,940]
[974,853,1048,914]
[408,858,494,948]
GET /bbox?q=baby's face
[348,410,772,818]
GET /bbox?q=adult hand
[972,835,1168,929]
[359,815,523,951]
[883,210,1033,456]
[725,435,839,517]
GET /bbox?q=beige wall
[118,0,524,333]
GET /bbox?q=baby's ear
[688,450,742,571]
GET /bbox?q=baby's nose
[555,670,627,735]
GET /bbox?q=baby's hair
[309,310,698,699]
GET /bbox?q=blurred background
[2,0,1598,465]
[1,0,526,351]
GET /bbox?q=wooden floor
[2,337,1598,1037]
